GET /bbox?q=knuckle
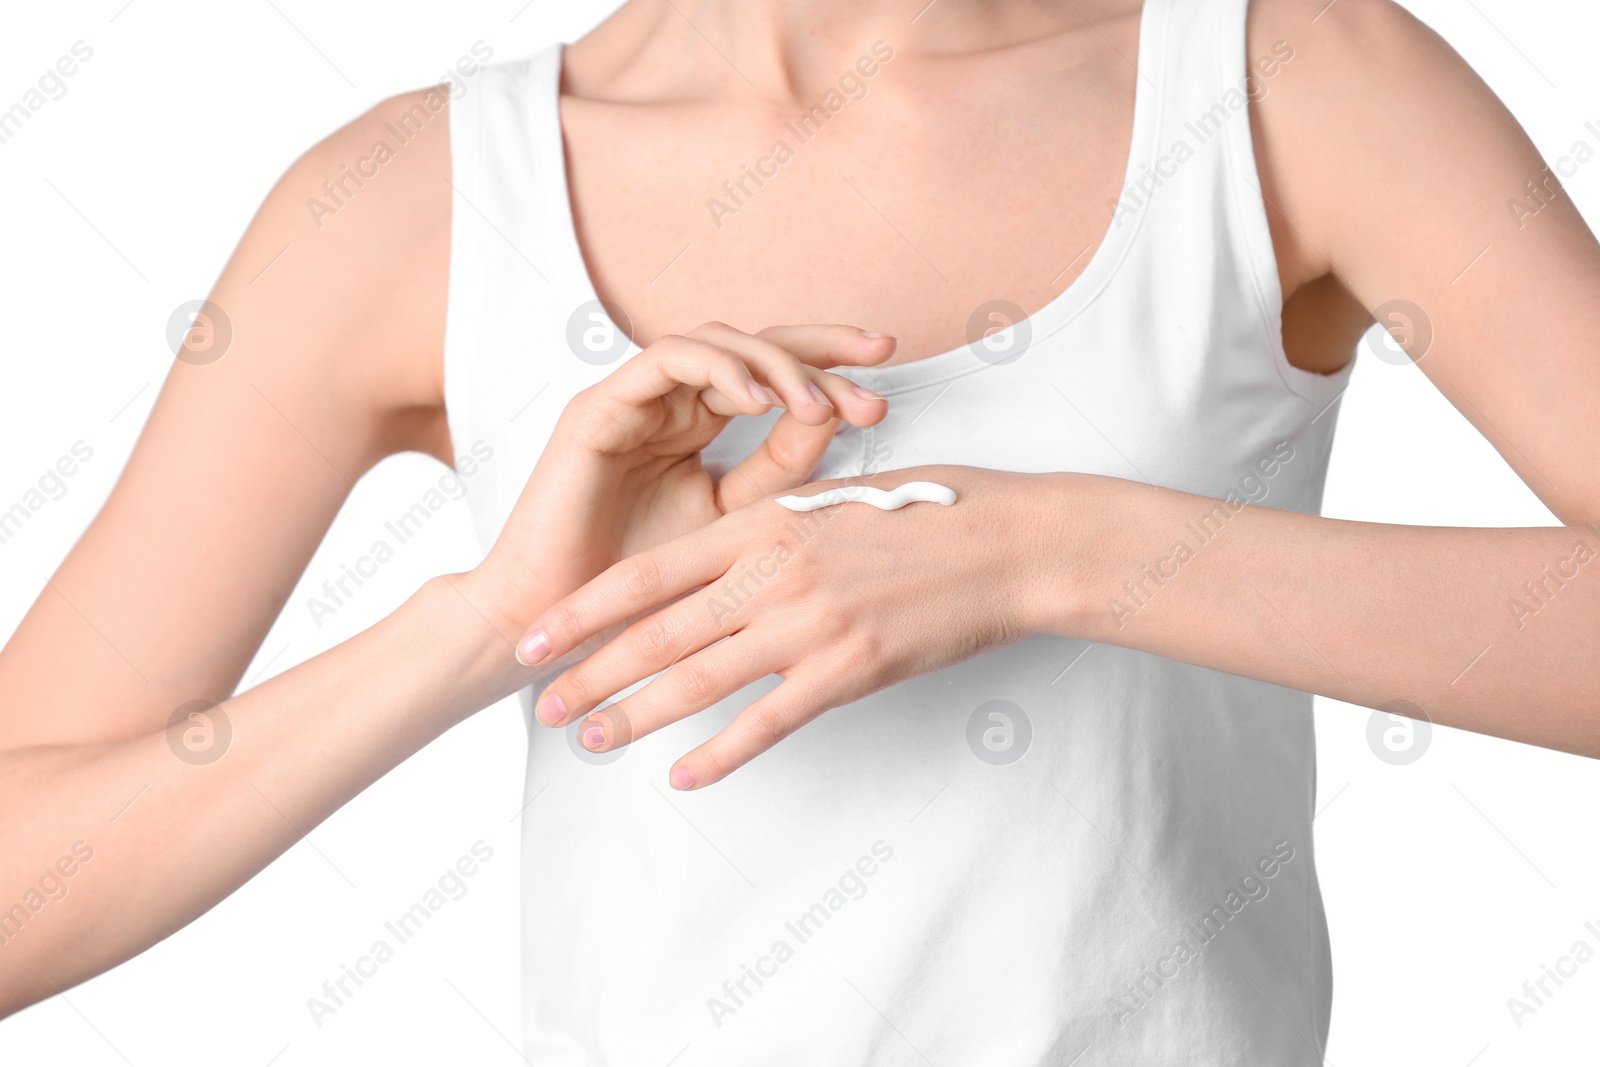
[770,361,806,386]
[783,550,820,589]
[697,746,734,785]
[649,333,690,359]
[746,704,792,748]
[805,606,849,643]
[632,616,675,660]
[760,434,805,475]
[675,662,719,703]
[560,669,591,709]
[850,628,885,662]
[549,602,585,641]
[622,555,664,600]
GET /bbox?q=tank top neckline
[531,0,1167,396]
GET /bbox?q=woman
[1,0,1596,1062]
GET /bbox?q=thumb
[714,411,837,512]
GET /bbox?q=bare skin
[1,0,1597,1020]
[558,0,1382,375]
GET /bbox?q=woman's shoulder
[1244,0,1520,290]
[237,84,458,460]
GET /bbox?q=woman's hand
[458,322,895,646]
[511,465,1056,788]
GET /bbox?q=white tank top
[444,1,1354,1061]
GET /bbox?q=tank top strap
[1105,0,1271,264]
[1121,0,1342,405]
[443,41,599,546]
[1135,0,1283,173]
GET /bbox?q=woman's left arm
[512,464,1598,787]
[1250,0,1600,527]
[1041,0,1600,755]
[511,0,1600,786]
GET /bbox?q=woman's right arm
[0,88,531,1015]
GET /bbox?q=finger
[667,667,845,790]
[716,411,835,511]
[761,363,884,431]
[515,528,735,667]
[689,322,889,426]
[734,330,888,426]
[689,322,887,429]
[604,334,774,417]
[807,365,886,421]
[531,586,733,727]
[574,637,776,753]
[687,322,835,425]
[755,324,898,369]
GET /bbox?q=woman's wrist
[413,572,542,714]
[1007,472,1130,642]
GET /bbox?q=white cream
[774,481,958,513]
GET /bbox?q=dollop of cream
[774,481,958,513]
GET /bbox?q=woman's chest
[559,33,1147,364]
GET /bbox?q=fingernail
[536,692,566,727]
[517,629,551,666]
[853,386,884,401]
[862,330,884,338]
[807,383,831,407]
[747,379,773,404]
[670,766,698,790]
[582,722,606,750]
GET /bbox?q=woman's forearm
[0,574,534,1017]
[1041,474,1600,755]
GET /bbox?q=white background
[1,1,1597,1064]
